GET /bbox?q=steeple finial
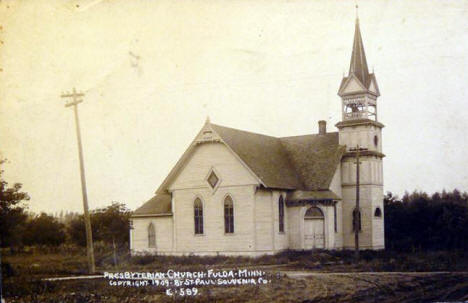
[355,4,359,20]
[205,115,211,124]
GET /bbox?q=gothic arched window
[224,195,234,234]
[352,208,362,232]
[279,196,285,233]
[148,222,156,248]
[333,204,337,233]
[194,198,204,234]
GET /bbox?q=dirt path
[281,270,468,278]
[43,274,104,281]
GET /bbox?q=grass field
[2,247,468,302]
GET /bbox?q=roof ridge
[211,123,279,139]
[211,123,339,140]
[280,132,338,140]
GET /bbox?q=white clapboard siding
[168,142,259,191]
[169,142,259,254]
[132,217,173,253]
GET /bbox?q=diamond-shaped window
[207,171,219,189]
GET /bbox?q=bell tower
[336,14,385,250]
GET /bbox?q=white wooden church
[130,16,385,256]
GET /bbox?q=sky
[1,0,468,214]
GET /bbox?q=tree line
[1,201,131,249]
[384,189,468,251]
[0,160,131,249]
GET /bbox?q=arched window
[352,208,362,232]
[279,196,285,232]
[148,222,155,248]
[194,198,204,234]
[224,195,234,233]
[374,207,382,218]
[333,204,337,232]
[305,207,324,219]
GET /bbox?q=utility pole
[349,145,368,261]
[61,88,96,274]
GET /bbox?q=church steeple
[349,17,370,88]
[335,8,386,252]
[337,13,380,122]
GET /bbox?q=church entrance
[304,207,325,249]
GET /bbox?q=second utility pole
[61,88,96,274]
[349,144,368,261]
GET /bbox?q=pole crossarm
[349,145,368,164]
[349,145,368,153]
[61,87,85,107]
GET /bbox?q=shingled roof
[133,193,172,217]
[213,123,345,191]
[211,124,301,189]
[134,122,345,216]
[280,133,346,191]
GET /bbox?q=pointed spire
[348,13,370,87]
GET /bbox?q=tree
[92,202,131,246]
[68,202,131,247]
[0,159,30,248]
[23,213,66,246]
[67,215,87,247]
[93,202,131,266]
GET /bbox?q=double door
[304,218,324,249]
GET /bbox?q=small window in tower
[374,207,382,218]
[207,171,219,189]
[374,135,379,147]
